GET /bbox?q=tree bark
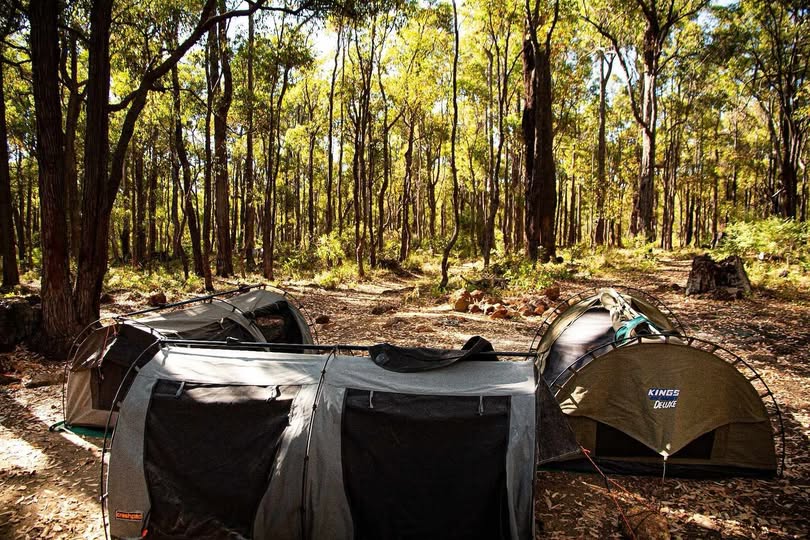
[73,0,113,326]
[0,52,19,287]
[61,33,82,261]
[243,13,256,270]
[133,151,146,265]
[594,51,613,246]
[172,63,209,287]
[634,27,657,242]
[204,27,215,281]
[213,7,233,277]
[523,0,559,262]
[325,24,342,234]
[262,68,290,279]
[440,0,460,289]
[399,116,415,263]
[30,0,77,342]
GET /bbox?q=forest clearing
[1,0,809,538]
[2,254,810,539]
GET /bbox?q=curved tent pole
[209,297,267,342]
[548,334,786,477]
[99,329,162,540]
[299,346,338,538]
[274,286,319,345]
[214,282,320,345]
[157,339,539,358]
[62,316,119,428]
[528,286,686,358]
[113,284,263,320]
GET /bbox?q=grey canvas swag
[106,344,579,540]
[64,288,314,429]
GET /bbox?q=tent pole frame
[549,334,787,477]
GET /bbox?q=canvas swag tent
[105,339,579,540]
[63,287,314,430]
[532,288,784,477]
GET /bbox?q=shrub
[715,218,809,262]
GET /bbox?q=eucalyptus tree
[523,0,560,262]
[0,1,20,287]
[583,0,708,242]
[439,0,459,289]
[27,0,360,343]
[29,0,76,344]
[255,17,314,279]
[716,0,808,219]
[475,0,520,266]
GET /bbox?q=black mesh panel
[595,422,716,460]
[144,382,292,539]
[251,301,304,343]
[342,389,511,540]
[93,324,160,411]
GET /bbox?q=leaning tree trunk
[172,64,209,287]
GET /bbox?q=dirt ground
[1,260,808,539]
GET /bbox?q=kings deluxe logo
[648,388,680,409]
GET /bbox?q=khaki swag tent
[63,287,313,429]
[105,338,578,540]
[532,288,784,477]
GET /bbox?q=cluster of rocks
[450,284,561,320]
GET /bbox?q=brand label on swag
[648,388,680,409]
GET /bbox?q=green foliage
[315,232,345,267]
[104,264,202,294]
[715,218,809,262]
[314,263,357,290]
[278,248,320,280]
[488,254,572,291]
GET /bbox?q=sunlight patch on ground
[0,427,50,470]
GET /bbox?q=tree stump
[686,254,752,297]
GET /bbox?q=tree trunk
[262,69,289,279]
[243,13,256,271]
[134,151,146,265]
[325,25,342,234]
[0,54,19,287]
[172,63,209,287]
[523,2,558,263]
[778,116,800,218]
[147,142,158,265]
[73,0,113,326]
[13,152,26,268]
[213,9,233,277]
[120,161,131,262]
[399,117,415,262]
[440,0,460,289]
[30,0,78,343]
[62,34,82,261]
[594,52,613,246]
[308,132,316,245]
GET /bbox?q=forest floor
[1,257,809,539]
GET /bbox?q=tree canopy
[0,0,807,344]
